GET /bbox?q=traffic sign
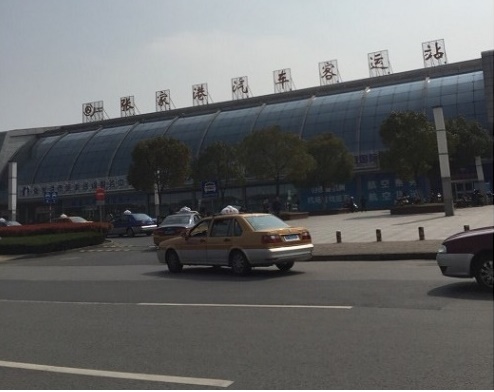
[95,187,105,205]
[95,187,105,200]
[44,191,57,204]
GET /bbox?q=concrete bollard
[418,227,425,240]
[376,229,382,242]
[336,231,342,243]
[464,225,470,231]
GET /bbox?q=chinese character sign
[156,90,171,112]
[368,50,392,77]
[120,96,136,117]
[319,60,341,85]
[82,101,104,123]
[273,68,293,93]
[422,39,447,67]
[231,76,250,100]
[192,83,208,106]
[156,90,171,111]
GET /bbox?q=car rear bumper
[436,253,474,277]
[136,225,157,233]
[246,244,314,265]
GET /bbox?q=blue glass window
[200,106,262,152]
[166,113,218,158]
[253,99,310,135]
[36,131,97,183]
[17,135,62,184]
[109,119,174,177]
[71,125,133,180]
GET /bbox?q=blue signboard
[44,191,58,204]
[201,180,219,199]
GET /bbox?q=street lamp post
[432,106,454,216]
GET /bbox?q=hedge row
[0,232,107,255]
[0,222,111,238]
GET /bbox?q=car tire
[276,261,294,271]
[166,250,183,273]
[126,228,135,237]
[230,251,251,275]
[473,253,493,290]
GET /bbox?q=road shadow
[144,266,304,282]
[341,213,447,225]
[428,281,493,301]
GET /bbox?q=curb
[310,252,437,261]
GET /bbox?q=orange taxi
[157,207,314,275]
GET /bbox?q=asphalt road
[0,236,492,389]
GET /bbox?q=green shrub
[0,232,106,255]
[0,222,111,238]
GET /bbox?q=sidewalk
[290,204,494,260]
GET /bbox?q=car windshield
[161,215,191,225]
[244,215,290,231]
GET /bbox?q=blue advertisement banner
[299,173,425,212]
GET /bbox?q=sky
[1,0,493,133]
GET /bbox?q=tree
[446,116,493,171]
[127,136,190,210]
[239,126,315,196]
[379,111,437,186]
[191,142,244,205]
[304,133,354,209]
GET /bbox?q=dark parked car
[152,209,201,246]
[108,211,157,237]
[436,226,493,290]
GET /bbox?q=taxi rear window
[162,215,191,225]
[245,215,290,231]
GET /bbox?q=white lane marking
[139,303,353,309]
[0,299,352,309]
[0,360,233,388]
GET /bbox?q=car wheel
[230,251,251,275]
[166,250,183,273]
[276,261,294,271]
[473,254,493,290]
[126,228,135,237]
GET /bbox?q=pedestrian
[360,195,367,212]
[272,196,282,217]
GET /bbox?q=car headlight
[437,245,447,254]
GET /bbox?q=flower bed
[0,222,111,237]
[0,222,111,255]
[0,232,107,255]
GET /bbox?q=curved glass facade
[70,125,133,181]
[201,106,262,151]
[109,119,174,177]
[36,130,98,183]
[9,70,489,205]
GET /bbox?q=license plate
[283,234,299,242]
